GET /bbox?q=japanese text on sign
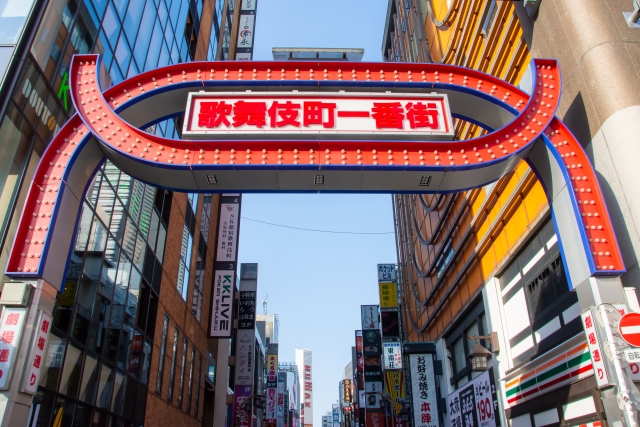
[184,93,454,139]
[0,307,26,389]
[409,354,439,427]
[23,311,52,394]
[447,369,500,427]
[581,309,611,388]
[383,342,403,370]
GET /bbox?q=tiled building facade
[384,1,640,426]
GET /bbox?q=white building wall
[296,349,313,427]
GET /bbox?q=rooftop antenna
[262,294,268,314]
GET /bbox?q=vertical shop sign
[381,311,400,338]
[581,308,612,387]
[22,311,52,394]
[266,354,278,422]
[365,381,384,408]
[235,0,258,61]
[382,342,403,370]
[210,194,241,338]
[361,305,379,330]
[233,264,258,427]
[0,307,27,389]
[278,372,286,427]
[384,371,405,415]
[332,403,340,427]
[344,379,352,403]
[409,354,439,427]
[379,282,398,309]
[446,369,500,427]
[377,264,397,282]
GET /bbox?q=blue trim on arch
[451,113,495,132]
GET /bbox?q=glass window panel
[94,30,113,70]
[52,398,75,427]
[452,337,465,375]
[95,364,113,408]
[144,20,163,71]
[157,0,168,29]
[116,173,132,206]
[74,403,92,427]
[31,0,73,79]
[115,35,131,73]
[86,170,101,206]
[91,0,109,18]
[102,4,120,48]
[127,58,139,79]
[164,19,174,47]
[169,0,181,30]
[127,179,144,223]
[87,216,108,254]
[138,185,155,238]
[121,219,136,259]
[71,8,98,55]
[109,199,126,244]
[466,321,479,357]
[177,338,187,407]
[126,270,141,328]
[124,0,148,44]
[140,339,152,384]
[148,208,160,249]
[113,0,129,18]
[111,372,126,414]
[195,355,202,416]
[133,232,146,272]
[168,327,179,401]
[158,41,170,68]
[156,223,167,262]
[156,315,170,394]
[0,0,37,44]
[79,354,99,403]
[103,328,119,362]
[75,203,93,251]
[58,344,83,398]
[95,178,115,226]
[39,334,66,390]
[109,62,124,85]
[186,347,195,413]
[118,325,133,370]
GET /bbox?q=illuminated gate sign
[183,92,454,140]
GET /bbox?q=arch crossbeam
[3,55,624,292]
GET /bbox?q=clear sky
[236,1,393,425]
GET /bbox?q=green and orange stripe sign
[505,341,593,406]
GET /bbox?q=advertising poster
[446,368,500,427]
[409,354,439,427]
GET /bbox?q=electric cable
[241,217,395,235]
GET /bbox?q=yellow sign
[384,371,405,415]
[379,282,398,308]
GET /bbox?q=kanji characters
[269,101,301,127]
[41,319,49,333]
[588,332,597,345]
[303,102,336,128]
[198,101,232,128]
[5,313,19,325]
[233,101,267,128]
[406,102,440,129]
[0,349,9,362]
[584,315,593,329]
[593,349,601,362]
[421,413,432,423]
[33,355,41,368]
[372,102,404,129]
[1,331,14,344]
[37,337,46,351]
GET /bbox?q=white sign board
[409,354,439,427]
[209,270,235,337]
[235,329,255,386]
[447,369,499,427]
[581,309,612,387]
[216,203,239,262]
[361,305,379,330]
[365,381,383,409]
[383,342,403,370]
[183,92,454,140]
[236,15,255,48]
[22,311,52,394]
[377,264,397,282]
[236,53,252,61]
[0,307,27,389]
[241,0,256,10]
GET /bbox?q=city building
[271,47,364,62]
[278,362,301,427]
[384,0,640,426]
[256,313,280,344]
[0,0,257,426]
[295,348,313,427]
[322,412,332,427]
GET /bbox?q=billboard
[446,368,500,427]
[409,354,439,427]
[266,354,278,422]
[183,93,454,140]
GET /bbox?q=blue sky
[236,1,394,424]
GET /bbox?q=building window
[177,194,197,301]
[177,337,188,408]
[186,346,196,414]
[445,300,488,387]
[500,219,580,366]
[191,195,211,321]
[168,327,179,402]
[435,239,454,279]
[481,0,499,38]
[155,314,170,394]
[195,355,203,416]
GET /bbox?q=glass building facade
[0,0,230,425]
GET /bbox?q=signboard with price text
[446,368,500,427]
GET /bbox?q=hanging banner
[22,311,52,394]
[446,368,500,427]
[266,354,278,422]
[379,282,398,308]
[236,15,255,49]
[0,307,27,389]
[344,379,352,404]
[210,194,241,338]
[409,353,439,427]
[241,0,256,10]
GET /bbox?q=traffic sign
[619,313,640,347]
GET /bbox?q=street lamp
[467,332,499,372]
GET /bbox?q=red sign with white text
[183,92,454,140]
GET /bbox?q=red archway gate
[4,54,624,299]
